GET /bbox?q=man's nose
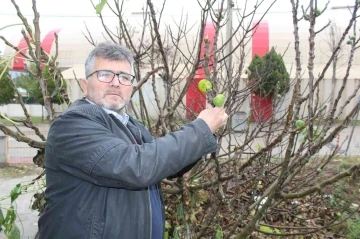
[110,75,121,87]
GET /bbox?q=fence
[0,104,46,118]
[0,127,48,166]
[1,76,360,166]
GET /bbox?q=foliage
[247,47,290,97]
[0,61,15,105]
[347,216,360,239]
[0,184,21,239]
[14,74,40,103]
[95,0,107,14]
[15,64,66,105]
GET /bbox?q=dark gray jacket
[38,99,217,239]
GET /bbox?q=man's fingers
[216,106,225,114]
[206,102,214,109]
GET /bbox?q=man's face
[81,58,133,112]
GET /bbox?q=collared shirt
[85,98,129,125]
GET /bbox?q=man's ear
[80,79,88,96]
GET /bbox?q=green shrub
[0,61,15,105]
[247,47,290,97]
[15,64,66,105]
[340,161,352,170]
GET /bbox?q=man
[38,42,228,239]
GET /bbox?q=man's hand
[197,106,229,133]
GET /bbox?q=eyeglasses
[86,70,135,86]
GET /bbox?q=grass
[0,116,50,125]
[336,156,360,164]
[347,216,360,239]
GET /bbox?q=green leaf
[173,227,180,239]
[4,206,16,234]
[216,227,223,239]
[259,225,281,234]
[0,60,15,106]
[0,112,18,125]
[176,204,184,219]
[10,184,21,204]
[4,206,16,225]
[7,224,20,239]
[95,0,107,14]
[259,225,272,233]
[0,209,4,225]
[165,221,171,229]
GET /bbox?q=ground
[249,157,360,239]
[0,165,43,179]
[0,159,359,239]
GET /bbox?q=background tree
[247,47,290,97]
[0,58,15,105]
[15,64,67,105]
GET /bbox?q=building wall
[64,75,360,121]
[0,104,66,118]
[1,0,359,120]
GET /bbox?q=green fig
[347,40,353,45]
[213,94,225,107]
[295,119,305,128]
[315,9,322,16]
[198,79,212,93]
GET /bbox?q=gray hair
[85,42,134,78]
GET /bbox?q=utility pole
[225,0,233,81]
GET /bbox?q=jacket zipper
[109,115,152,239]
[121,121,152,239]
[121,121,138,144]
[148,187,153,239]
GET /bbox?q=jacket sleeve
[133,119,203,179]
[166,159,200,179]
[47,110,217,189]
